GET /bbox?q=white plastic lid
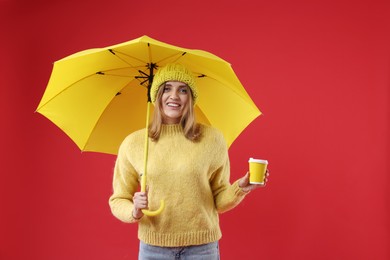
[248,158,268,164]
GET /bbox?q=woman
[109,63,269,259]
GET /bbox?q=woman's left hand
[238,169,270,193]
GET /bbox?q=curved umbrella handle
[141,200,165,216]
[140,171,165,216]
[141,101,165,216]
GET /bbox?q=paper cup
[248,158,268,184]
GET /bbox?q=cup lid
[248,158,268,164]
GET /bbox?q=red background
[1,0,389,259]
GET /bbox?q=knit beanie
[150,63,198,103]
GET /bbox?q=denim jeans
[139,241,220,260]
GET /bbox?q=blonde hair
[148,83,202,142]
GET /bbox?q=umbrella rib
[147,43,152,63]
[37,72,128,111]
[108,49,147,66]
[99,66,145,73]
[97,70,138,78]
[147,42,187,65]
[97,68,152,88]
[97,66,152,87]
[110,45,186,72]
[97,70,153,87]
[197,73,257,104]
[156,52,187,65]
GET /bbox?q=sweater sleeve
[108,137,141,223]
[210,157,248,213]
[209,132,248,213]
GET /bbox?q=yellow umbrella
[36,35,261,216]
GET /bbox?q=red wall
[1,0,389,259]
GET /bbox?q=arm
[207,126,268,213]
[210,153,249,213]
[211,159,270,213]
[108,140,141,223]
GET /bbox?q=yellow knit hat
[150,63,198,103]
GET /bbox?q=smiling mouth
[167,102,180,107]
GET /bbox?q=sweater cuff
[131,210,143,222]
[127,206,143,223]
[109,199,141,223]
[233,180,250,196]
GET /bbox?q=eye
[163,86,171,92]
[179,87,188,94]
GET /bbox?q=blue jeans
[139,241,220,260]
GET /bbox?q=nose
[170,90,179,99]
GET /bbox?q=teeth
[167,103,179,107]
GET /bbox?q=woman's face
[160,81,190,124]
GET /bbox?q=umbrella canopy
[36,35,261,155]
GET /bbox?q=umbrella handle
[140,173,165,216]
[141,101,165,216]
[141,200,165,216]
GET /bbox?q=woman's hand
[132,191,148,219]
[238,169,270,193]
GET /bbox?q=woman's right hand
[133,191,148,219]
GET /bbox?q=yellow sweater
[109,124,248,247]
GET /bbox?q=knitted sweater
[109,124,248,247]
